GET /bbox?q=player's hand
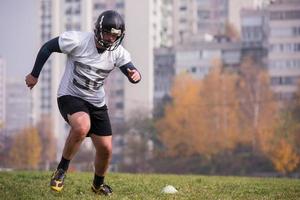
[25,74,38,89]
[127,68,141,82]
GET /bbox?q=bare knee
[68,112,90,141]
[96,144,112,160]
[71,124,90,141]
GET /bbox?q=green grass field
[0,171,299,200]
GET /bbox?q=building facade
[267,0,300,99]
[229,0,268,33]
[124,0,154,119]
[153,48,175,117]
[174,37,242,79]
[172,0,229,45]
[5,79,33,136]
[240,8,268,64]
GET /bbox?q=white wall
[124,0,154,119]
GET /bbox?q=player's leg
[62,111,91,160]
[50,96,91,192]
[91,135,112,177]
[89,104,113,195]
[50,112,91,192]
[90,135,113,195]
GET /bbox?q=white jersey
[58,31,131,107]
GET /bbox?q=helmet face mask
[94,10,125,51]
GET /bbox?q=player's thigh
[57,95,91,131]
[89,104,112,136]
[67,111,91,132]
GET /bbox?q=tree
[237,57,279,152]
[156,57,297,175]
[157,62,242,158]
[237,57,300,174]
[263,83,300,174]
[9,127,42,170]
[269,138,300,175]
[156,73,202,156]
[196,62,241,156]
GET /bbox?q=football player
[25,10,141,196]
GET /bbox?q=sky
[0,0,38,78]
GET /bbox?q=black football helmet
[94,10,125,51]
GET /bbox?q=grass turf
[0,171,299,199]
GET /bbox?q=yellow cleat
[50,169,66,192]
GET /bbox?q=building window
[271,43,300,53]
[115,89,123,96]
[197,10,210,19]
[270,10,300,20]
[179,18,187,23]
[115,102,123,109]
[270,26,300,37]
[271,76,298,86]
[191,66,197,73]
[276,92,294,100]
[180,6,187,11]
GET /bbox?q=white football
[161,185,178,194]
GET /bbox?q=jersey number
[72,62,104,91]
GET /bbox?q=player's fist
[127,68,141,82]
[25,74,38,89]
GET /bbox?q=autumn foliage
[263,84,300,174]
[9,127,42,170]
[156,58,300,174]
[237,58,279,151]
[157,62,241,158]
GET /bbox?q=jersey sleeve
[115,46,132,68]
[58,31,81,54]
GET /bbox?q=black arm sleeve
[30,37,62,78]
[119,62,141,83]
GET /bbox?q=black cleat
[91,183,113,196]
[50,169,66,192]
